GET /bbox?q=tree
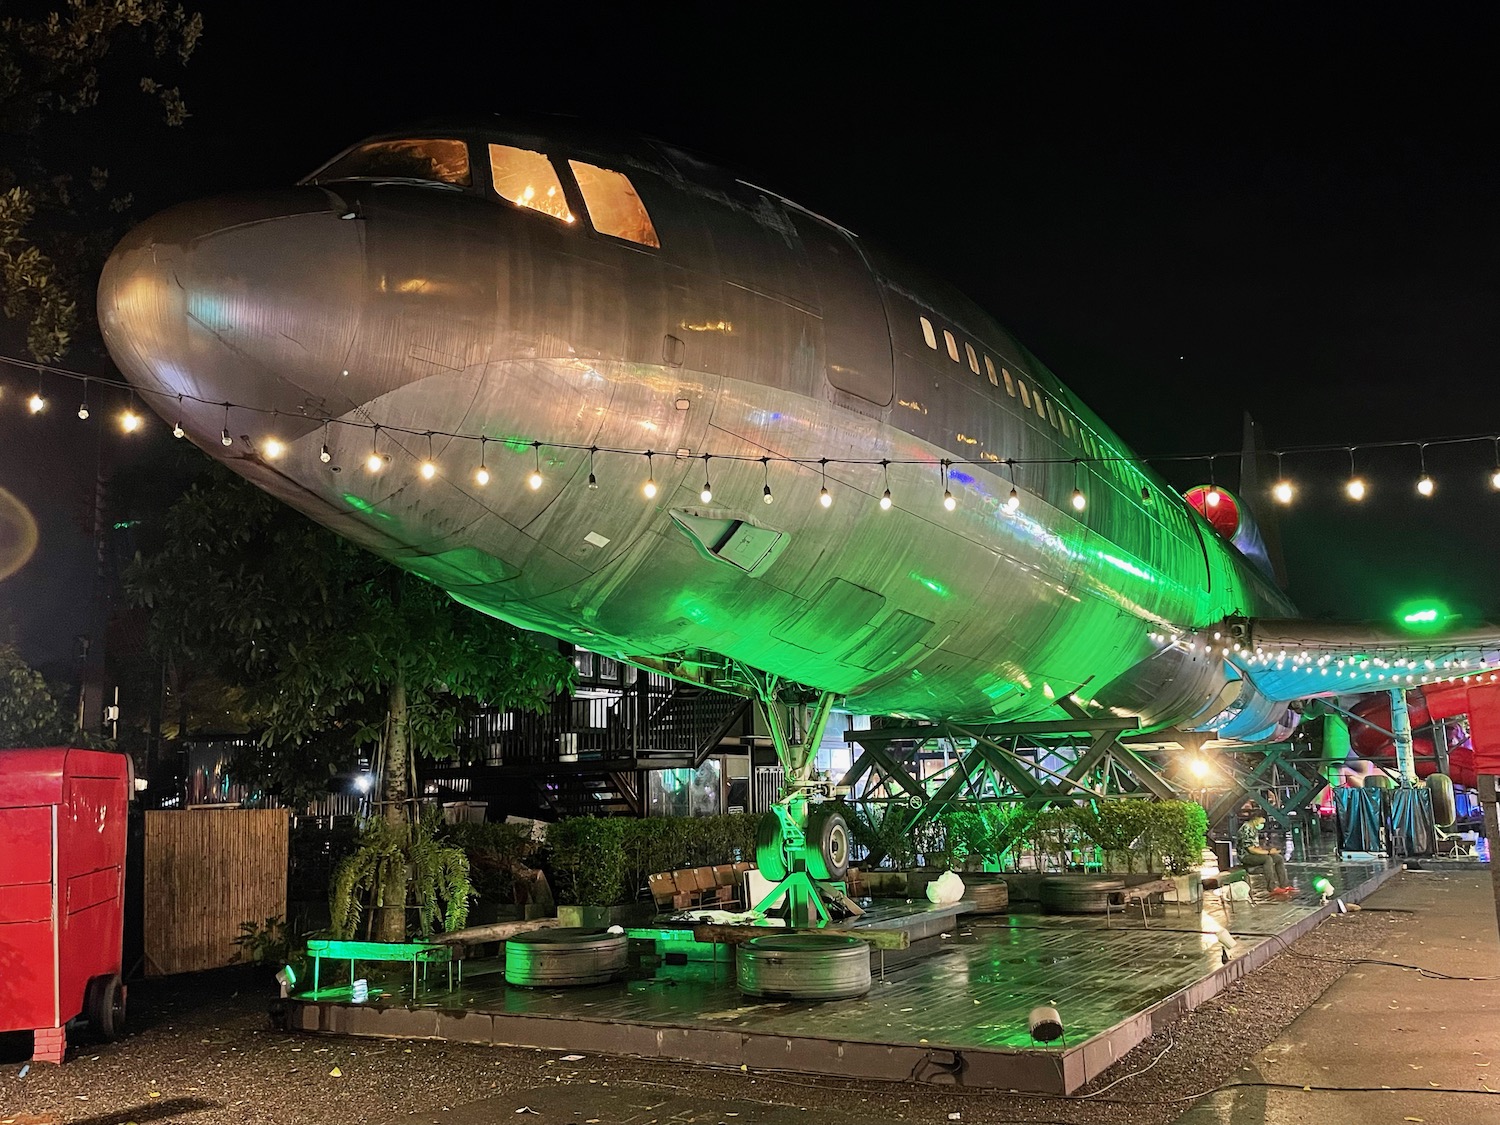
[0,1,202,361]
[126,465,575,938]
[0,642,71,746]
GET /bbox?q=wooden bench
[305,938,457,997]
[1106,878,1177,927]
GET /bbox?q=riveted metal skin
[737,933,872,1000]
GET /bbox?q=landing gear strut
[742,675,850,925]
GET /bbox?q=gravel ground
[0,885,1412,1125]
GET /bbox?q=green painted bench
[305,938,459,998]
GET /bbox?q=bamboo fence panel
[143,808,289,976]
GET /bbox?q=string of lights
[7,353,1500,508]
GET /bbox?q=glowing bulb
[1346,477,1366,501]
[942,490,956,511]
[320,443,331,463]
[366,452,385,473]
[475,466,490,485]
[221,428,233,447]
[420,460,437,480]
[699,485,713,503]
[28,393,45,413]
[1071,488,1086,511]
[77,403,89,420]
[643,478,658,499]
[528,470,543,490]
[1189,757,1210,779]
[762,484,773,504]
[880,489,892,510]
[264,438,285,459]
[120,410,142,433]
[1272,479,1294,504]
[1205,488,1221,507]
[1417,475,1434,497]
[587,472,598,490]
[173,420,185,439]
[819,487,832,508]
[1006,488,1020,512]
[1491,468,1500,490]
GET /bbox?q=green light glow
[1405,609,1437,624]
[1097,551,1155,582]
[907,570,950,598]
[1396,599,1450,632]
[1313,876,1334,895]
[342,493,393,521]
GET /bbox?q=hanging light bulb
[1006,487,1020,512]
[643,451,657,499]
[1271,451,1293,504]
[221,403,233,446]
[475,437,490,485]
[77,402,89,420]
[761,457,774,504]
[1072,488,1086,511]
[418,433,436,479]
[587,446,599,490]
[1415,442,1434,497]
[879,460,892,510]
[120,408,142,433]
[940,460,955,511]
[365,427,386,473]
[699,454,713,503]
[264,438,285,459]
[528,441,544,490]
[818,458,832,508]
[172,396,185,439]
[1491,439,1500,490]
[28,391,45,414]
[1345,447,1365,500]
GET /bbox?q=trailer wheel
[85,973,125,1041]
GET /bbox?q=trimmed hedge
[547,814,760,906]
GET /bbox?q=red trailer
[0,747,130,1063]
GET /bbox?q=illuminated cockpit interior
[311,137,471,187]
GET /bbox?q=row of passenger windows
[918,315,1106,459]
[314,137,661,248]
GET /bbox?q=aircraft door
[791,213,894,407]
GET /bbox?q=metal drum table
[737,933,872,1001]
[504,927,628,987]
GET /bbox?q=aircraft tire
[1427,773,1456,826]
[504,928,627,987]
[804,809,851,881]
[756,812,789,882]
[737,934,871,1000]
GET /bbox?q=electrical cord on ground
[1280,950,1497,980]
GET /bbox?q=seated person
[1236,815,1292,894]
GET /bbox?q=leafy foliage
[328,811,473,939]
[231,914,288,965]
[0,642,71,746]
[125,466,575,807]
[546,814,760,906]
[446,820,537,904]
[0,1,202,360]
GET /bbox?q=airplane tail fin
[1239,413,1289,589]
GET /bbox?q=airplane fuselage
[99,119,1297,737]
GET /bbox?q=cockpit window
[315,138,470,186]
[568,160,660,247]
[489,144,575,223]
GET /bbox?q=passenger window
[943,329,960,363]
[1017,379,1031,408]
[1035,393,1047,421]
[1002,368,1015,396]
[315,138,470,186]
[965,342,981,375]
[490,144,574,223]
[1045,399,1059,429]
[569,160,660,246]
[920,317,937,349]
[983,355,999,387]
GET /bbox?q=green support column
[1389,689,1418,786]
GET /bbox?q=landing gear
[737,673,850,925]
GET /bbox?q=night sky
[4,4,1499,672]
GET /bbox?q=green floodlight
[1395,599,1451,633]
[1313,876,1334,896]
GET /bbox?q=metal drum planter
[1039,875,1126,914]
[504,928,628,987]
[737,934,872,1001]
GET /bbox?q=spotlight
[1027,1005,1064,1044]
[1217,928,1237,964]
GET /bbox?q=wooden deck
[287,856,1395,1093]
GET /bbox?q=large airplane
[97,116,1499,897]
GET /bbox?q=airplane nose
[98,189,366,442]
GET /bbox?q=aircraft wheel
[84,973,125,1041]
[756,812,789,882]
[737,934,871,1000]
[1427,773,1456,826]
[504,928,627,987]
[804,809,851,881]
